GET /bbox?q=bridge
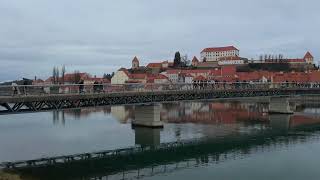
[1,82,320,114]
[2,115,320,180]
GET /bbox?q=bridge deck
[1,87,320,113]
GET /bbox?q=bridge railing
[0,82,320,97]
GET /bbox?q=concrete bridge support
[134,127,161,147]
[132,104,163,128]
[269,97,294,114]
[269,114,291,131]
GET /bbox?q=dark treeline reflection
[4,99,320,180]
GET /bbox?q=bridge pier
[269,97,294,114]
[134,127,161,147]
[269,114,291,131]
[132,104,163,128]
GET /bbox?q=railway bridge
[1,82,320,114]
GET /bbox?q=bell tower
[304,52,314,64]
[132,56,140,69]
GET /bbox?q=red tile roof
[272,72,310,83]
[212,76,237,82]
[119,68,131,77]
[309,71,320,82]
[221,66,236,75]
[194,75,207,81]
[237,72,263,81]
[201,46,239,53]
[209,69,222,76]
[130,73,147,79]
[147,63,162,68]
[286,59,305,63]
[148,74,168,80]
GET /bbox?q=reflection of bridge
[1,82,320,114]
[2,113,320,180]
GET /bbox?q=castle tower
[192,56,199,67]
[304,51,314,64]
[132,56,140,69]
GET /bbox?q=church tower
[132,56,140,69]
[192,56,199,67]
[304,52,314,64]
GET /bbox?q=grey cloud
[0,0,319,81]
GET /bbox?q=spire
[192,56,199,62]
[304,51,314,59]
[132,56,140,69]
[132,56,139,62]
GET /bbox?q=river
[1,97,320,180]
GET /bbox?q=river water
[1,98,320,179]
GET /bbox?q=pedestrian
[78,79,84,94]
[11,82,20,96]
[23,80,28,95]
[93,81,98,93]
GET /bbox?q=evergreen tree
[173,51,181,67]
[203,57,207,62]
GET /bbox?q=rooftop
[201,46,239,53]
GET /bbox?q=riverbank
[0,170,21,180]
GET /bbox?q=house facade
[201,46,239,62]
[111,69,130,84]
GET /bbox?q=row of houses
[33,45,318,86]
[33,73,110,85]
[112,58,320,84]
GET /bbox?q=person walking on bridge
[11,82,20,96]
[78,79,84,94]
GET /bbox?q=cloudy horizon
[0,0,319,81]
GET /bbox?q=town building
[111,68,130,84]
[201,46,239,62]
[218,56,246,66]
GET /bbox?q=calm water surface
[1,98,320,180]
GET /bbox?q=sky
[0,0,319,81]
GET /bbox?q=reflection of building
[162,101,268,124]
[111,106,133,124]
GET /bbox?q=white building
[184,74,194,84]
[111,69,130,84]
[218,56,245,66]
[201,46,239,62]
[166,72,179,83]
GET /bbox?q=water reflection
[134,127,161,147]
[6,120,320,180]
[2,97,320,179]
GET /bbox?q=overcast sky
[0,0,319,81]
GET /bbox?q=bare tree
[56,67,60,84]
[61,65,66,84]
[52,66,59,84]
[74,70,81,84]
